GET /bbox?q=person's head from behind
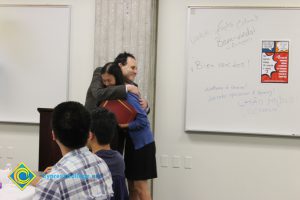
[114,52,137,82]
[52,101,91,150]
[88,107,118,149]
[101,62,124,87]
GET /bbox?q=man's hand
[126,84,140,96]
[30,176,41,187]
[139,98,148,110]
[43,166,53,174]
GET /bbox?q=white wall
[0,0,95,170]
[2,0,300,199]
[154,0,300,200]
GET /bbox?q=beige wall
[154,0,300,200]
[0,0,95,170]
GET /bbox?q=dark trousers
[111,127,128,155]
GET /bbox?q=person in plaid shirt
[34,101,113,200]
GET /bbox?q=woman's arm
[126,93,149,130]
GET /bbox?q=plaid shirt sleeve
[33,179,61,200]
[33,147,113,200]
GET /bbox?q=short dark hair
[52,101,91,149]
[90,107,118,145]
[100,62,125,86]
[114,52,135,66]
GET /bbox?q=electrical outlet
[172,155,181,168]
[184,156,192,169]
[160,155,169,167]
[6,146,14,165]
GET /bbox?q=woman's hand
[119,123,129,128]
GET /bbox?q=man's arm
[33,179,61,200]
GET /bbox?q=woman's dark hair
[100,62,124,86]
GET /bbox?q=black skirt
[124,136,157,180]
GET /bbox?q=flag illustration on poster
[261,41,289,83]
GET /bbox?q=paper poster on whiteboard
[261,41,289,83]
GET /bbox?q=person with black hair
[85,52,143,113]
[113,52,149,111]
[34,101,113,200]
[85,52,150,154]
[100,63,157,200]
[88,107,129,200]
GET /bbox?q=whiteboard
[0,5,70,123]
[185,7,300,136]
